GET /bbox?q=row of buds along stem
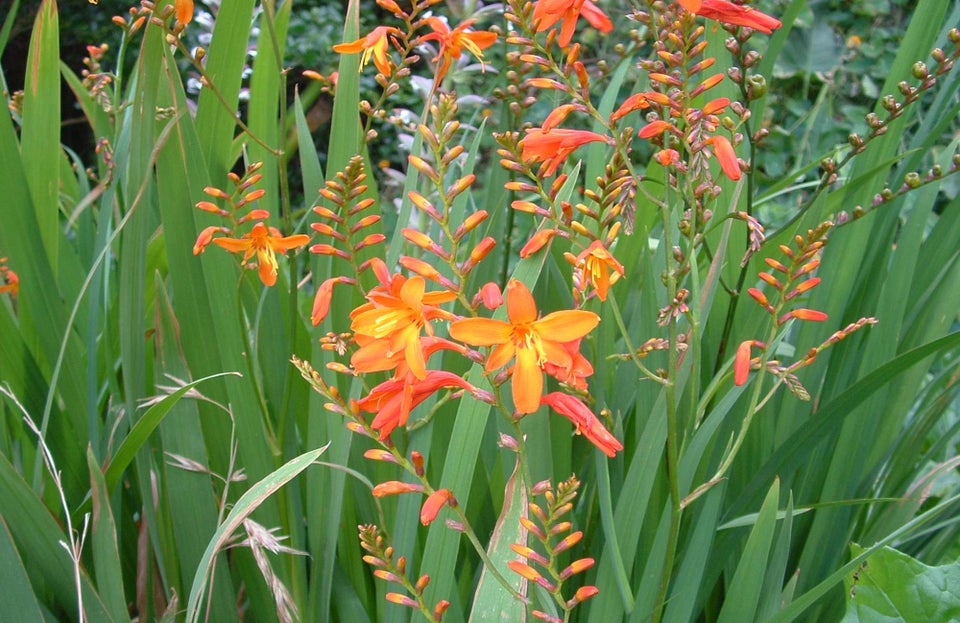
[509,476,598,621]
[358,524,450,622]
[192,162,309,287]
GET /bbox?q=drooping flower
[333,26,400,76]
[677,0,782,34]
[532,0,614,47]
[542,338,593,391]
[519,128,609,177]
[449,279,600,414]
[575,240,625,302]
[418,17,497,82]
[420,489,455,525]
[357,369,477,438]
[705,135,742,181]
[540,392,623,457]
[350,274,456,379]
[211,222,309,287]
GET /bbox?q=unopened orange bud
[560,557,595,580]
[415,574,431,591]
[519,228,558,258]
[477,282,503,310]
[411,451,425,476]
[747,287,770,306]
[638,120,674,139]
[691,73,725,97]
[734,340,752,386]
[758,272,782,290]
[237,188,267,206]
[400,256,442,282]
[355,233,387,250]
[571,585,599,605]
[237,209,272,224]
[765,257,789,273]
[507,560,543,582]
[702,97,730,115]
[420,489,454,525]
[433,600,450,618]
[542,104,579,132]
[794,259,820,278]
[385,593,418,608]
[195,200,224,214]
[447,174,476,200]
[363,449,398,463]
[372,481,423,497]
[203,186,230,200]
[462,209,488,232]
[525,78,565,90]
[352,214,381,231]
[783,308,828,323]
[468,237,496,264]
[785,277,821,300]
[554,530,583,553]
[402,228,434,249]
[511,200,541,214]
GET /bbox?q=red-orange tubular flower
[449,279,600,414]
[520,128,609,177]
[419,17,497,82]
[357,370,477,439]
[540,392,623,457]
[420,489,455,525]
[706,135,742,181]
[533,0,613,47]
[677,0,782,34]
[211,222,309,287]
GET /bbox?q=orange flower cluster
[334,12,496,83]
[192,164,309,287]
[734,223,833,386]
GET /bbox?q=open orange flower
[350,274,456,379]
[532,0,613,47]
[520,128,608,177]
[333,26,399,76]
[211,222,309,287]
[449,279,599,414]
[419,17,497,82]
[676,0,782,34]
[541,392,623,457]
[575,241,625,302]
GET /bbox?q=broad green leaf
[0,515,45,621]
[842,544,960,622]
[717,479,780,623]
[469,455,526,623]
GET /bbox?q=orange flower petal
[533,310,600,343]
[449,317,512,346]
[505,280,538,325]
[512,346,544,414]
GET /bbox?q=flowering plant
[1,0,960,622]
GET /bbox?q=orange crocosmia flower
[419,17,497,82]
[175,0,194,25]
[357,369,476,439]
[540,392,623,457]
[575,240,624,302]
[734,340,753,386]
[681,0,782,34]
[449,279,600,414]
[542,338,593,391]
[610,93,651,122]
[706,135,741,181]
[520,128,608,177]
[211,222,309,287]
[533,0,613,48]
[420,489,454,525]
[350,274,456,379]
[333,26,399,76]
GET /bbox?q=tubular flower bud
[520,228,559,258]
[734,340,753,386]
[638,120,676,139]
[477,282,503,310]
[385,593,418,608]
[372,481,424,497]
[559,557,595,580]
[780,308,828,325]
[706,135,741,181]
